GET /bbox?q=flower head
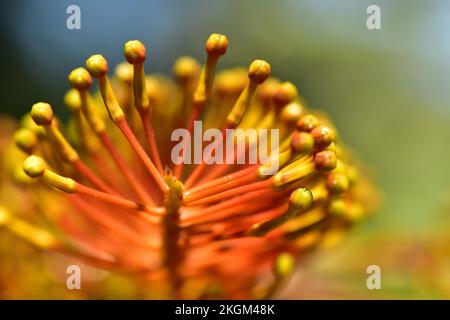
[1,34,378,299]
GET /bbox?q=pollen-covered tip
[311,125,335,149]
[289,187,313,213]
[14,128,38,154]
[248,60,271,84]
[258,78,280,105]
[290,131,314,155]
[124,40,146,64]
[328,198,348,217]
[64,89,82,113]
[86,54,109,78]
[23,155,46,178]
[68,67,93,90]
[296,114,319,132]
[274,252,295,278]
[273,82,298,108]
[327,172,349,194]
[280,102,304,125]
[314,150,337,171]
[31,102,53,126]
[115,62,134,83]
[173,56,200,83]
[205,33,228,57]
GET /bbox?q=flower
[0,34,378,299]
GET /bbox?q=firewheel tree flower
[0,34,377,299]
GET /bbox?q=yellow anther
[68,67,106,133]
[124,41,149,112]
[311,125,335,149]
[31,103,79,162]
[290,131,314,155]
[173,56,200,84]
[248,59,271,84]
[289,187,313,212]
[225,60,271,128]
[115,62,134,83]
[314,150,337,171]
[274,252,295,278]
[251,188,312,236]
[326,172,349,194]
[124,40,147,64]
[64,89,82,113]
[23,155,76,193]
[86,54,125,122]
[346,166,358,186]
[273,82,298,109]
[86,54,109,78]
[205,33,228,57]
[328,197,348,217]
[14,128,38,154]
[30,102,53,126]
[23,154,46,177]
[296,114,319,132]
[280,102,304,126]
[68,67,93,90]
[193,34,228,107]
[258,78,280,107]
[215,68,247,98]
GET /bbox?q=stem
[162,175,184,298]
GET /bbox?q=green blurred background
[0,0,449,298]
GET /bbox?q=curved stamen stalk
[85,54,169,195]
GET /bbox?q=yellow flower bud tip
[86,54,109,78]
[346,166,358,185]
[274,252,295,277]
[173,56,200,83]
[68,67,93,90]
[63,89,82,113]
[248,59,271,84]
[14,128,38,153]
[273,82,298,108]
[328,198,348,217]
[289,187,313,213]
[290,131,314,155]
[0,206,11,226]
[215,69,247,97]
[124,40,146,64]
[23,155,46,178]
[314,150,337,171]
[327,172,349,194]
[297,114,319,132]
[115,62,134,83]
[257,78,280,106]
[31,102,54,126]
[311,125,335,149]
[280,102,304,125]
[205,33,228,57]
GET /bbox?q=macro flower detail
[0,34,376,299]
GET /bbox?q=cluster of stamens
[0,34,373,299]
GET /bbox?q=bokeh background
[0,0,449,299]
